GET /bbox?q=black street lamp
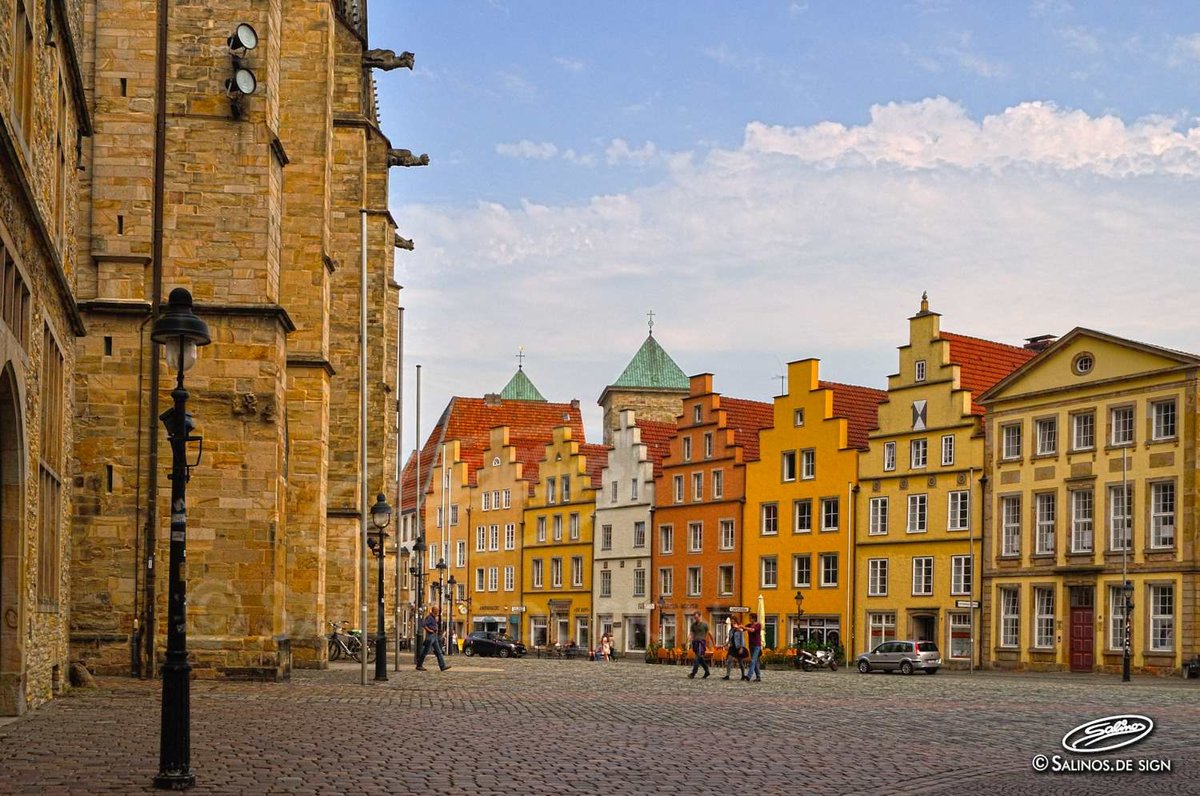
[435,558,448,638]
[366,493,392,681]
[150,288,210,791]
[794,591,805,645]
[412,537,426,652]
[1123,580,1134,682]
[446,575,457,655]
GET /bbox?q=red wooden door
[1070,607,1094,672]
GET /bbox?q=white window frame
[487,566,498,592]
[793,555,811,588]
[551,558,563,588]
[1035,417,1057,456]
[659,567,673,596]
[910,438,927,469]
[703,433,713,459]
[947,490,969,531]
[868,558,888,596]
[1000,587,1020,648]
[868,497,888,536]
[457,540,466,567]
[883,441,896,472]
[476,526,486,552]
[794,499,812,533]
[571,556,584,587]
[912,557,933,596]
[532,560,544,589]
[536,516,547,543]
[633,521,646,548]
[475,568,485,592]
[672,475,684,504]
[941,434,954,466]
[906,494,927,534]
[819,553,838,587]
[793,408,805,427]
[553,514,563,541]
[1071,412,1095,451]
[1034,493,1055,555]
[712,469,724,499]
[659,525,673,555]
[547,476,557,504]
[633,568,646,598]
[482,492,491,511]
[1001,423,1022,460]
[950,555,972,596]
[610,480,618,504]
[599,570,612,598]
[781,450,797,482]
[915,359,926,382]
[1110,406,1134,446]
[1150,584,1174,652]
[630,479,638,501]
[504,566,515,592]
[569,513,580,540]
[719,519,735,550]
[688,521,703,552]
[691,471,703,502]
[1108,483,1131,553]
[821,497,839,532]
[801,449,816,480]
[1150,481,1175,549]
[682,436,692,462]
[502,489,511,509]
[1108,585,1129,651]
[1034,587,1054,649]
[600,524,612,551]
[686,566,702,597]
[505,523,516,550]
[489,524,500,551]
[1070,489,1093,553]
[760,556,778,589]
[1152,399,1177,441]
[760,503,778,536]
[1001,495,1021,556]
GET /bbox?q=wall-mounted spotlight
[227,23,258,53]
[225,23,259,120]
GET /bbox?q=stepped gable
[609,334,689,390]
[819,380,888,450]
[401,396,584,507]
[635,419,676,477]
[941,332,1038,415]
[719,397,774,462]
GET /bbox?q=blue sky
[372,1,1200,443]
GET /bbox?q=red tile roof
[635,419,677,477]
[581,444,610,489]
[819,380,888,450]
[719,397,774,462]
[941,332,1038,414]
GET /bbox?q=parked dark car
[463,631,526,658]
[856,640,941,675]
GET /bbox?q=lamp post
[794,590,805,646]
[1123,579,1134,682]
[150,288,211,791]
[656,594,665,645]
[412,537,426,655]
[397,545,409,661]
[435,559,448,643]
[446,575,457,655]
[366,493,392,681]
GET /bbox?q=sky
[370,1,1200,450]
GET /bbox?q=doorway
[912,613,937,643]
[1069,587,1094,672]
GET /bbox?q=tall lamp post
[412,537,426,653]
[151,288,211,791]
[435,558,448,641]
[446,575,457,655]
[794,591,805,646]
[1123,579,1134,682]
[397,545,409,660]
[366,494,392,681]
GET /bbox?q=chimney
[1024,335,1057,352]
[483,392,502,406]
[570,399,580,410]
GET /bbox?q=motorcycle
[795,647,838,672]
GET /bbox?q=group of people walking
[685,611,763,682]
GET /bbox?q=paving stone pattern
[1,657,1198,795]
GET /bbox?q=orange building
[651,374,773,649]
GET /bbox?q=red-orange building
[651,374,773,648]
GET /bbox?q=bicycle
[328,621,376,663]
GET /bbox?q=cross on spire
[647,309,655,336]
[516,346,525,370]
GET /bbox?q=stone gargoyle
[364,49,415,71]
[387,149,429,167]
[395,233,414,250]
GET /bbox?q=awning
[472,616,507,623]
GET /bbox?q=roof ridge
[941,330,1031,353]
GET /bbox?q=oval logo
[1061,714,1154,754]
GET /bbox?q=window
[1108,484,1131,552]
[630,479,638,501]
[708,469,722,499]
[1070,489,1094,553]
[781,451,797,482]
[691,472,703,502]
[482,492,491,511]
[883,441,896,472]
[1151,482,1175,548]
[1073,352,1094,374]
[760,556,778,588]
[869,497,889,535]
[947,491,969,531]
[673,475,684,503]
[12,0,35,144]
[821,498,839,532]
[532,560,543,588]
[457,540,466,567]
[687,566,702,596]
[760,503,778,536]
[1035,493,1055,555]
[571,556,583,587]
[1000,495,1021,556]
[502,489,511,508]
[793,555,811,588]
[819,553,838,587]
[719,519,735,550]
[794,499,813,533]
[435,507,443,529]
[1001,424,1022,459]
[599,570,612,598]
[868,612,896,648]
[504,566,515,592]
[505,523,516,550]
[948,612,972,659]
[1150,585,1174,652]
[450,505,459,526]
[906,494,927,534]
[633,568,646,597]
[1035,418,1057,456]
[487,567,499,592]
[1071,412,1095,451]
[547,476,557,504]
[475,568,486,591]
[1034,588,1054,648]
[941,435,954,466]
[801,449,815,480]
[489,525,500,551]
[910,438,927,468]
[868,559,888,596]
[1108,585,1129,651]
[476,526,487,552]
[610,480,618,504]
[536,516,547,543]
[682,436,692,461]
[717,565,734,595]
[553,515,563,541]
[659,525,674,554]
[660,613,677,648]
[915,359,926,381]
[793,408,805,427]
[569,513,580,540]
[551,558,563,588]
[688,521,703,552]
[659,567,673,595]
[633,521,646,548]
[561,475,571,503]
[951,556,972,595]
[912,557,933,596]
[600,524,612,550]
[1000,588,1020,648]
[428,543,438,569]
[703,433,713,459]
[1152,399,1177,440]
[692,405,702,424]
[1110,406,1134,446]
[0,244,31,349]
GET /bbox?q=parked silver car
[856,640,941,675]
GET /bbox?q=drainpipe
[393,305,403,670]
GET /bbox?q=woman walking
[722,619,747,681]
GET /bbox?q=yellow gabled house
[743,360,885,654]
[979,328,1200,675]
[854,295,1036,667]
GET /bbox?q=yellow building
[979,328,1199,675]
[854,296,1035,666]
[424,440,472,642]
[743,360,884,654]
[521,426,605,649]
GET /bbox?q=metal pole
[414,365,424,659]
[1122,448,1131,682]
[968,467,975,675]
[154,348,194,789]
[359,210,369,686]
[375,536,388,681]
[394,306,403,671]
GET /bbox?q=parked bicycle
[328,620,376,663]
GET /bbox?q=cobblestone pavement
[1,655,1198,795]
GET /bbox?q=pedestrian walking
[745,612,763,682]
[686,611,713,680]
[722,619,747,681]
[415,605,451,672]
[600,634,612,662]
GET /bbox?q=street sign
[730,606,750,613]
[509,606,526,612]
[954,600,980,609]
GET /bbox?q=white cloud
[497,70,537,101]
[496,140,559,159]
[554,57,585,72]
[562,148,598,167]
[702,43,766,72]
[1058,26,1101,55]
[394,98,1200,439]
[1169,34,1200,66]
[605,138,659,165]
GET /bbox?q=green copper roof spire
[610,330,688,390]
[500,347,547,401]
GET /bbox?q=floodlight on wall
[225,23,259,120]
[227,23,258,53]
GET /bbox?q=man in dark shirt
[416,605,450,672]
[687,611,713,680]
[745,612,764,682]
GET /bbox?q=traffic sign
[954,600,980,609]
[729,606,751,613]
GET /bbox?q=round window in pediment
[1072,352,1095,376]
